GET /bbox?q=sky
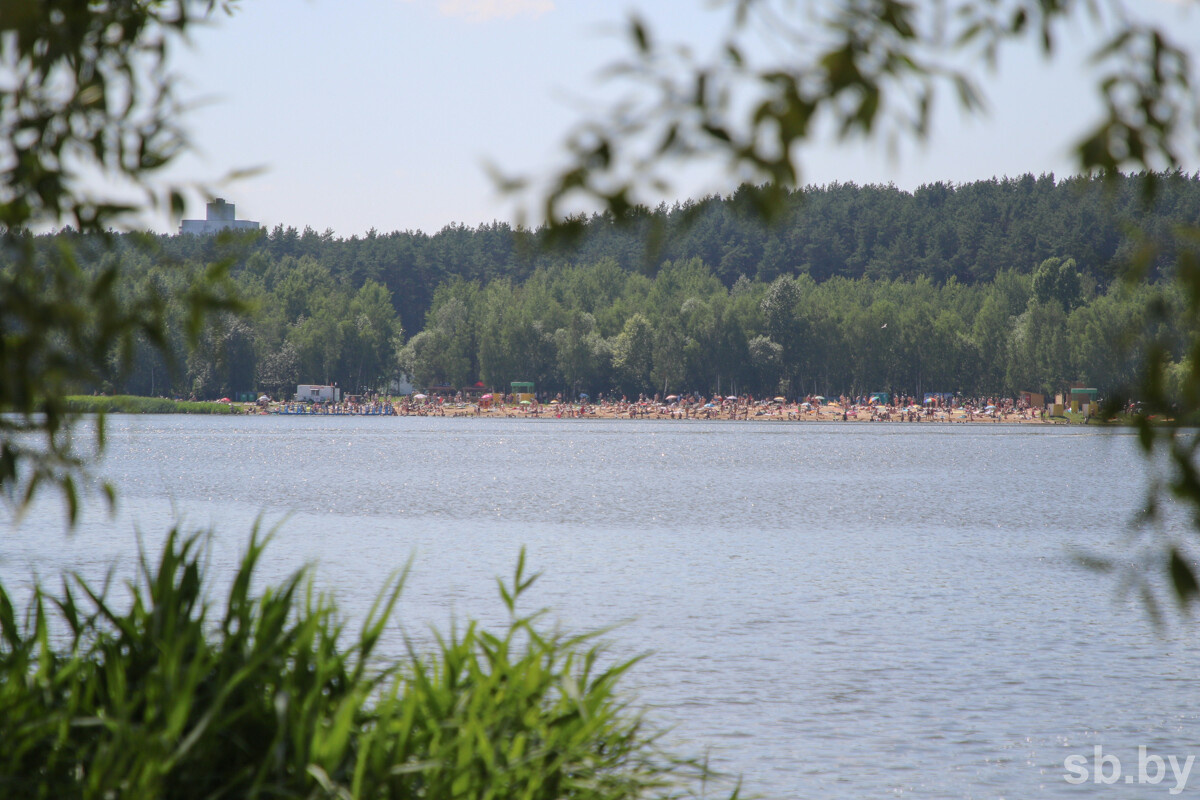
[145,0,1200,238]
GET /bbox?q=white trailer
[295,384,341,403]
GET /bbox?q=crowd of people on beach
[252,389,1088,424]
[268,399,397,416]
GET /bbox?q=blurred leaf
[1169,547,1199,606]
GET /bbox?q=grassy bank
[65,395,239,414]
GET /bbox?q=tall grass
[0,529,734,799]
[64,396,238,414]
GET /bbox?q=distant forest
[28,171,1200,401]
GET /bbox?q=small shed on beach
[511,381,535,404]
[1020,391,1045,409]
[1067,386,1098,412]
[1068,387,1098,403]
[295,384,340,403]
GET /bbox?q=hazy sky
[153,0,1200,237]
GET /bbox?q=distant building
[178,198,260,235]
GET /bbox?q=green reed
[64,396,238,414]
[0,528,735,799]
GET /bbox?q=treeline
[399,257,1187,400]
[122,172,1200,332]
[19,172,1200,400]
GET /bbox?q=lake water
[3,416,1199,799]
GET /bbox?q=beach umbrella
[258,395,270,402]
[773,396,786,402]
[801,402,812,408]
[481,393,493,400]
[413,393,427,400]
[665,394,678,401]
[726,395,737,400]
[579,393,589,399]
[520,400,532,405]
[813,395,826,401]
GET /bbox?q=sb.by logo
[1064,745,1195,795]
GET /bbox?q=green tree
[257,341,301,399]
[1032,256,1084,312]
[971,290,1014,393]
[612,313,656,395]
[650,318,684,397]
[1005,300,1071,396]
[759,277,803,390]
[554,311,610,396]
[344,281,404,394]
[1067,288,1147,391]
[400,296,473,389]
[289,294,348,387]
[746,335,783,394]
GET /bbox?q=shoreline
[70,396,1125,426]
[254,400,1105,425]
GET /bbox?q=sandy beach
[479,402,1058,423]
[262,399,1076,424]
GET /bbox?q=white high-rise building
[178,198,259,235]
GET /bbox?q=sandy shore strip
[259,399,1084,423]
